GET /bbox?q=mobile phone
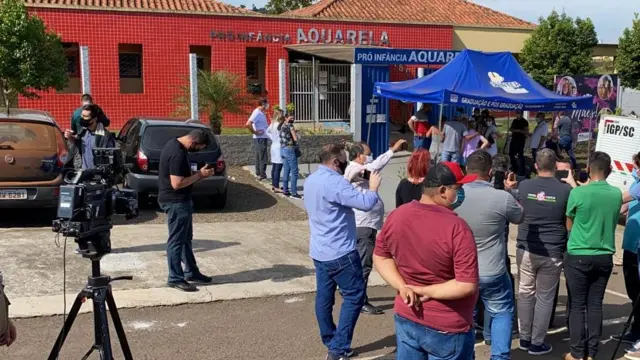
[493,171,505,190]
[556,170,569,181]
[362,169,371,180]
[204,163,215,169]
[400,141,409,151]
[578,171,589,183]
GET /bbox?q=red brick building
[19,0,533,129]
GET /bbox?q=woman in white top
[267,109,285,193]
[484,116,500,156]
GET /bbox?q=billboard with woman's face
[554,74,618,142]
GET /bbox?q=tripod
[610,291,640,360]
[47,255,134,360]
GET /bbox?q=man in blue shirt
[613,154,640,350]
[304,143,381,360]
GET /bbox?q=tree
[616,13,640,90]
[0,0,68,112]
[174,70,254,134]
[519,11,598,89]
[264,0,312,14]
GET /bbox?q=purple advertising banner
[554,74,618,142]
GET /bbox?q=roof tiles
[25,0,253,14]
[285,0,536,29]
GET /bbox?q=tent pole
[435,103,443,163]
[366,94,375,146]
[504,111,511,155]
[586,103,600,170]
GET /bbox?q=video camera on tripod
[52,147,139,256]
[48,147,138,360]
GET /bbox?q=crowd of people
[303,109,640,360]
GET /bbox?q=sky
[224,0,635,44]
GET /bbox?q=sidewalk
[0,221,387,318]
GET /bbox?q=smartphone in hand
[556,170,570,181]
[362,169,371,180]
[578,171,589,183]
[493,171,505,190]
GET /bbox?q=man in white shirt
[246,98,270,180]
[530,112,550,164]
[344,139,406,315]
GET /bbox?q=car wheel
[210,190,227,209]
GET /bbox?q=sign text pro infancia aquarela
[210,28,390,46]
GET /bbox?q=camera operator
[344,139,406,315]
[514,149,572,355]
[159,130,215,292]
[454,150,523,360]
[64,104,116,170]
[0,270,16,347]
[71,94,111,134]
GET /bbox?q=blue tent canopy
[374,49,594,112]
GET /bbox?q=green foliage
[0,0,68,110]
[272,102,296,115]
[520,11,598,89]
[264,0,312,14]
[174,70,254,134]
[617,13,640,90]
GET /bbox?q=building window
[189,45,211,72]
[119,44,143,94]
[58,42,81,94]
[246,47,266,96]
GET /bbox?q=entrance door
[361,65,390,157]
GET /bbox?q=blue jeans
[413,136,432,151]
[559,135,577,169]
[441,150,460,163]
[271,162,283,189]
[313,250,365,357]
[159,201,200,283]
[281,146,299,195]
[395,314,475,360]
[474,272,515,360]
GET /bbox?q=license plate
[0,189,27,200]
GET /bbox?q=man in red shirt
[373,162,479,360]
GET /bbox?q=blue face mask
[633,169,639,181]
[450,187,465,210]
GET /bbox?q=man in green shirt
[71,94,110,134]
[562,151,622,360]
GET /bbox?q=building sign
[210,31,292,43]
[209,28,390,45]
[354,48,459,65]
[554,74,618,143]
[296,28,389,46]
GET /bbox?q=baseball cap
[426,162,477,187]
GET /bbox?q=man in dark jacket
[71,94,110,134]
[64,104,116,170]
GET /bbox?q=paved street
[1,283,635,360]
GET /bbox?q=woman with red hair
[395,148,431,207]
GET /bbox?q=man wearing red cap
[373,162,479,360]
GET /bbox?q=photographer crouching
[0,269,16,348]
[64,104,116,170]
[159,130,215,292]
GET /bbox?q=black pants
[564,253,613,359]
[623,251,640,336]
[253,138,268,177]
[509,141,526,176]
[356,227,377,303]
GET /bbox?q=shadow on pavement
[207,264,314,284]
[112,239,240,254]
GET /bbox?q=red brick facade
[20,8,453,129]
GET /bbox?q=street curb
[10,273,388,318]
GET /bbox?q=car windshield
[142,126,218,151]
[0,121,56,151]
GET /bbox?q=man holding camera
[454,150,523,360]
[344,139,406,315]
[158,130,215,292]
[0,270,16,348]
[64,104,116,170]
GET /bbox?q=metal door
[361,65,390,157]
[288,63,314,123]
[317,64,351,122]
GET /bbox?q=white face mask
[264,103,269,110]
[365,155,373,164]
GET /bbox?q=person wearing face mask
[70,94,111,135]
[561,151,622,360]
[530,112,550,165]
[158,129,215,292]
[482,111,500,156]
[64,104,116,170]
[344,139,407,315]
[279,113,301,198]
[303,143,382,360]
[454,150,523,360]
[246,98,270,180]
[373,161,479,360]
